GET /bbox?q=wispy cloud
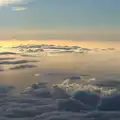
[12,6,27,11]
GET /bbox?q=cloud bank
[11,44,116,54]
[0,79,119,120]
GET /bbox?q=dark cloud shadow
[0,60,39,65]
[9,64,37,70]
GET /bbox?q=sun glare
[0,0,21,5]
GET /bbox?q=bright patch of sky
[0,0,22,5]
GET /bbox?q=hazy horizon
[0,0,120,41]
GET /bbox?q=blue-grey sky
[0,0,120,40]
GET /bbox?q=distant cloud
[0,59,38,65]
[12,7,27,11]
[9,64,37,70]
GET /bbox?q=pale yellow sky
[0,40,120,49]
[0,28,120,41]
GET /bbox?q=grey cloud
[11,44,115,55]
[52,86,70,99]
[56,99,92,112]
[0,60,38,65]
[0,52,17,55]
[0,85,15,94]
[98,94,120,111]
[0,75,120,119]
[20,54,37,57]
[0,58,15,60]
[35,111,84,120]
[71,91,100,108]
[29,88,52,98]
[9,64,37,70]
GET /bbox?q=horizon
[0,0,120,41]
[0,40,120,49]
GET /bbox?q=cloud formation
[11,44,115,55]
[0,79,119,119]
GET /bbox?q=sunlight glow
[0,0,21,5]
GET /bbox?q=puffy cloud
[84,111,120,120]
[29,88,52,98]
[35,111,83,120]
[71,91,100,108]
[0,81,120,119]
[98,94,120,111]
[56,99,92,112]
[52,85,70,99]
[5,107,38,118]
[35,104,57,115]
[55,79,117,95]
[23,83,52,98]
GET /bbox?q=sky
[0,0,120,41]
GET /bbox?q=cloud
[0,52,17,55]
[52,85,70,99]
[71,91,100,108]
[0,57,15,60]
[0,46,120,119]
[0,59,38,65]
[9,64,37,70]
[98,94,120,111]
[11,44,94,54]
[35,111,84,120]
[0,84,15,93]
[12,7,27,11]
[1,80,120,119]
[57,99,92,112]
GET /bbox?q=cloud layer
[0,43,119,119]
[0,79,119,120]
[11,44,116,54]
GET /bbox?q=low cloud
[0,80,120,119]
[9,64,37,70]
[0,59,38,65]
